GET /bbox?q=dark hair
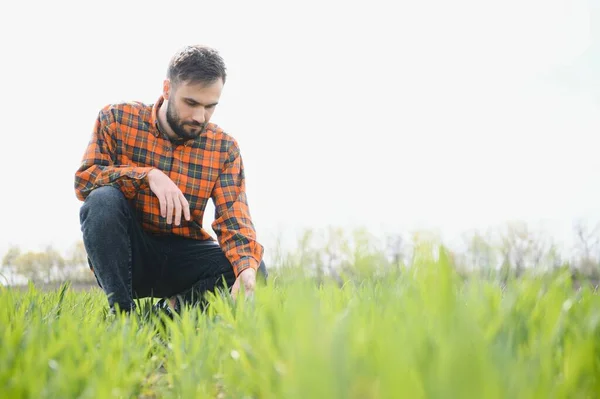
[167,45,227,86]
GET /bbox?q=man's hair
[167,45,227,86]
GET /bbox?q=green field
[2,245,599,399]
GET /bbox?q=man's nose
[193,108,206,124]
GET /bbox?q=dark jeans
[79,186,267,312]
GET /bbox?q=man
[74,45,266,314]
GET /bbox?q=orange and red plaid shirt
[74,96,264,277]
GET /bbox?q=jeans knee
[80,186,128,224]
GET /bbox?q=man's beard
[166,102,206,142]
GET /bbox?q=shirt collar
[150,95,165,138]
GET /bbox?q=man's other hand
[231,267,257,301]
[147,169,191,225]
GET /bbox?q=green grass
[1,246,599,398]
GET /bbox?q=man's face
[164,78,224,141]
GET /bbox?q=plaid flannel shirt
[74,96,264,277]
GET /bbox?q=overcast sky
[0,0,598,260]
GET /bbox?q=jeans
[79,186,267,312]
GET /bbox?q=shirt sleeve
[211,141,264,278]
[74,108,154,201]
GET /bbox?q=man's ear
[162,79,171,100]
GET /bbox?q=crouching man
[74,45,267,314]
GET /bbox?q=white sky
[0,0,598,261]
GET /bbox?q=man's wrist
[234,258,259,277]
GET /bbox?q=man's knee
[80,186,128,223]
[83,186,127,207]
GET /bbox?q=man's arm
[211,141,264,278]
[74,108,154,201]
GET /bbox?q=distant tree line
[2,220,599,289]
[1,241,95,288]
[271,220,600,287]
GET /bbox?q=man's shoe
[153,296,182,319]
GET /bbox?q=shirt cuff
[234,256,260,278]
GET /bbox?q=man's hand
[147,169,191,225]
[231,267,257,301]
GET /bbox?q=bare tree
[386,233,405,268]
[572,220,600,279]
[462,229,497,276]
[497,221,557,278]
